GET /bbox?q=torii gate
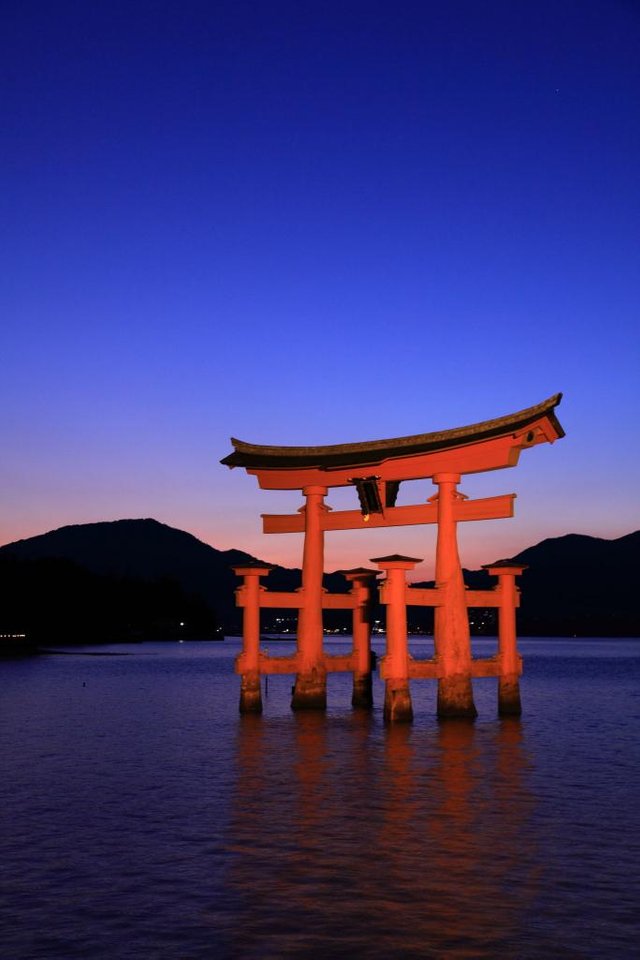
[221,394,564,720]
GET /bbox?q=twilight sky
[2,0,639,578]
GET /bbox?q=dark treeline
[1,520,638,642]
[0,555,219,643]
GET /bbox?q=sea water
[1,638,639,959]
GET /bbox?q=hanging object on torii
[221,393,564,720]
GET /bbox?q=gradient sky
[2,1,639,579]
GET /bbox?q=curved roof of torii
[221,394,564,472]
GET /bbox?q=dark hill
[1,521,638,640]
[0,519,349,641]
[1,519,256,624]
[402,531,639,637]
[509,531,640,636]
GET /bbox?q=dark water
[1,638,639,959]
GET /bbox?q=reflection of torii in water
[225,711,537,955]
[221,394,564,721]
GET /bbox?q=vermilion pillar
[433,473,477,719]
[292,485,328,710]
[233,564,272,714]
[483,562,527,716]
[373,555,420,723]
[341,568,378,708]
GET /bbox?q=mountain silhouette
[509,530,640,635]
[412,531,640,636]
[0,518,348,641]
[1,520,638,641]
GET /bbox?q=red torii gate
[222,394,564,720]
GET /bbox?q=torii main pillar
[292,485,328,710]
[433,473,477,719]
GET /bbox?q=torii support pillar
[292,485,328,710]
[433,473,477,719]
[483,562,527,716]
[233,564,273,714]
[373,555,420,723]
[340,568,378,709]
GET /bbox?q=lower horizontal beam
[465,589,520,608]
[403,656,517,679]
[236,591,358,610]
[404,587,445,607]
[258,654,299,674]
[397,587,519,608]
[470,657,501,678]
[238,653,521,678]
[256,653,357,675]
[324,654,357,672]
[321,594,358,610]
[408,659,439,679]
[257,591,303,609]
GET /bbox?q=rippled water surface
[1,638,639,959]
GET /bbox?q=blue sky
[1,1,638,577]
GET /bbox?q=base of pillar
[498,674,522,716]
[437,674,477,719]
[291,669,327,710]
[352,673,373,709]
[239,672,262,714]
[383,680,413,723]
